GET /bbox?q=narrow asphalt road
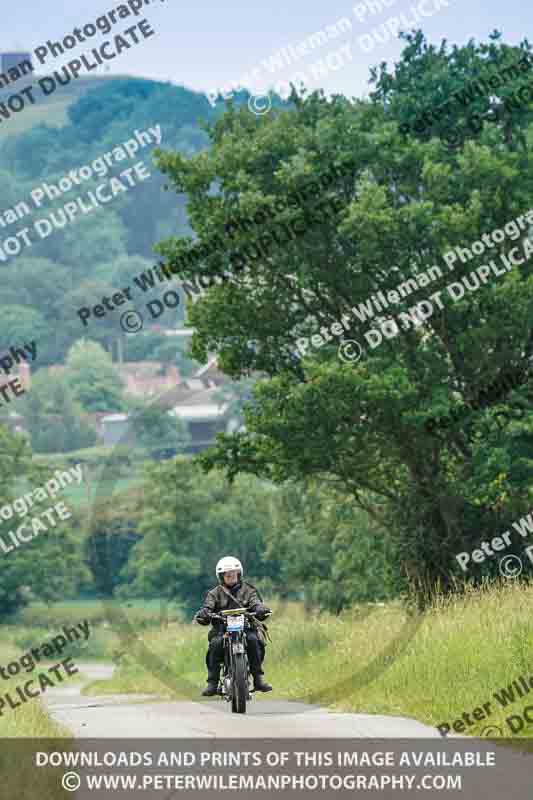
[44,663,441,738]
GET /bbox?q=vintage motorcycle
[210,607,271,714]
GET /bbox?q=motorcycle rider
[194,556,273,696]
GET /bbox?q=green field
[7,475,143,518]
[16,597,184,630]
[12,446,145,514]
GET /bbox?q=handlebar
[220,608,249,616]
[209,610,272,622]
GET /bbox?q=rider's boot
[201,667,220,696]
[253,672,273,692]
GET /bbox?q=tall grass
[0,629,74,736]
[0,654,75,799]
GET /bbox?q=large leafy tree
[120,461,281,614]
[18,371,97,453]
[266,481,397,612]
[0,426,35,617]
[5,258,74,367]
[0,306,48,352]
[65,339,125,412]
[118,459,213,611]
[84,486,143,597]
[154,32,533,604]
[0,425,88,618]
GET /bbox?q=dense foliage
[105,460,389,615]
[0,437,388,619]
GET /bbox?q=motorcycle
[210,607,271,714]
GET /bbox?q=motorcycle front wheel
[231,652,247,714]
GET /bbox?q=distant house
[98,359,237,453]
[150,326,194,340]
[10,355,239,455]
[100,413,130,447]
[168,385,232,454]
[49,361,182,402]
[0,52,33,89]
[115,361,181,398]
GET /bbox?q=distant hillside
[0,74,268,373]
[0,73,215,138]
[0,75,125,137]
[0,76,219,371]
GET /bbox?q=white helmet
[216,556,243,582]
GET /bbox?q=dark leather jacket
[194,581,268,632]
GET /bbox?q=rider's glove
[195,609,212,625]
[253,604,271,621]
